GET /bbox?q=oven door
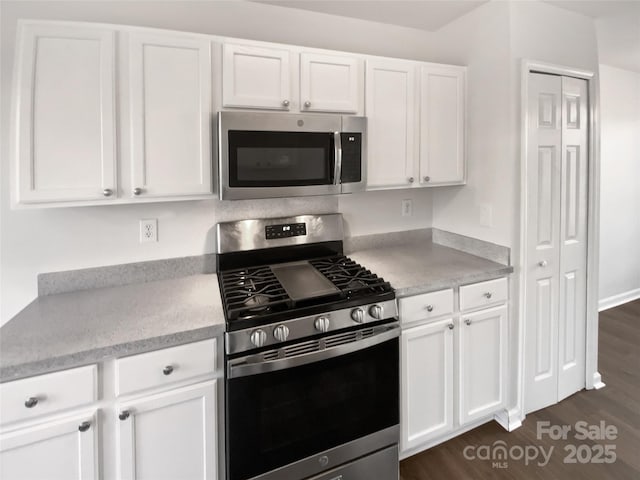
[225,324,400,480]
[219,112,343,200]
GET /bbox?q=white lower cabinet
[400,279,509,456]
[117,380,218,480]
[458,305,508,424]
[401,318,454,451]
[0,410,99,480]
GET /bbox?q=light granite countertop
[349,240,513,297]
[0,231,512,383]
[0,274,224,382]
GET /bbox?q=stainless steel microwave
[217,111,366,200]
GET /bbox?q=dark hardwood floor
[400,299,640,480]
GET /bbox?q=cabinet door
[14,23,116,204]
[365,59,417,189]
[419,65,466,186]
[127,32,212,198]
[222,43,291,110]
[117,380,217,480]
[0,410,98,480]
[459,305,507,424]
[300,52,362,114]
[401,318,454,453]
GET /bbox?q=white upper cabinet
[299,52,363,114]
[222,43,292,110]
[365,58,418,189]
[14,23,116,204]
[419,65,466,185]
[125,32,212,198]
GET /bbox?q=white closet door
[557,76,588,401]
[524,73,588,414]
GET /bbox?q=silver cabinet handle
[282,99,290,107]
[119,410,130,421]
[423,176,430,182]
[133,187,143,196]
[448,323,454,330]
[78,421,91,432]
[103,188,113,197]
[465,319,472,326]
[304,101,311,108]
[484,292,492,299]
[333,131,342,186]
[426,305,434,312]
[163,365,174,376]
[24,397,38,408]
[408,177,415,183]
[538,260,548,267]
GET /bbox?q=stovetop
[218,254,394,331]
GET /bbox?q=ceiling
[250,0,489,32]
[250,0,640,72]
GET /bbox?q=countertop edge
[394,266,514,298]
[0,323,225,383]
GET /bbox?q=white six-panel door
[15,23,116,203]
[525,73,588,413]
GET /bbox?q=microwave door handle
[333,131,342,186]
[227,325,400,379]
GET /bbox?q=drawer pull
[483,292,493,299]
[78,421,91,432]
[465,319,472,326]
[119,410,130,421]
[163,365,174,376]
[426,305,434,312]
[24,397,38,408]
[447,323,454,330]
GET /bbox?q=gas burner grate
[309,256,391,297]
[220,266,291,320]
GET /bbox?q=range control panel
[265,222,307,239]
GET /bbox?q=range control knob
[273,325,290,342]
[314,316,330,332]
[351,308,365,324]
[369,304,383,320]
[250,329,268,348]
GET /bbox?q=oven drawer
[115,338,216,396]
[0,365,97,426]
[459,277,508,311]
[308,445,398,480]
[399,288,454,325]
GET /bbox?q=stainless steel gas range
[216,214,399,480]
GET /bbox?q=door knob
[282,99,290,107]
[133,187,143,196]
[538,260,548,267]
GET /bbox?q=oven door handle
[227,325,399,379]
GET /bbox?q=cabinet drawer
[459,277,508,311]
[399,289,454,325]
[115,338,216,396]
[0,365,97,426]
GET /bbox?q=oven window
[228,131,334,187]
[226,338,399,480]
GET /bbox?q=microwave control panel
[266,223,307,239]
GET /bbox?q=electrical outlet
[140,219,158,243]
[402,199,413,217]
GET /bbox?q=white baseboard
[598,288,640,312]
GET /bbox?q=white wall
[598,65,640,306]
[428,1,514,247]
[0,0,442,325]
